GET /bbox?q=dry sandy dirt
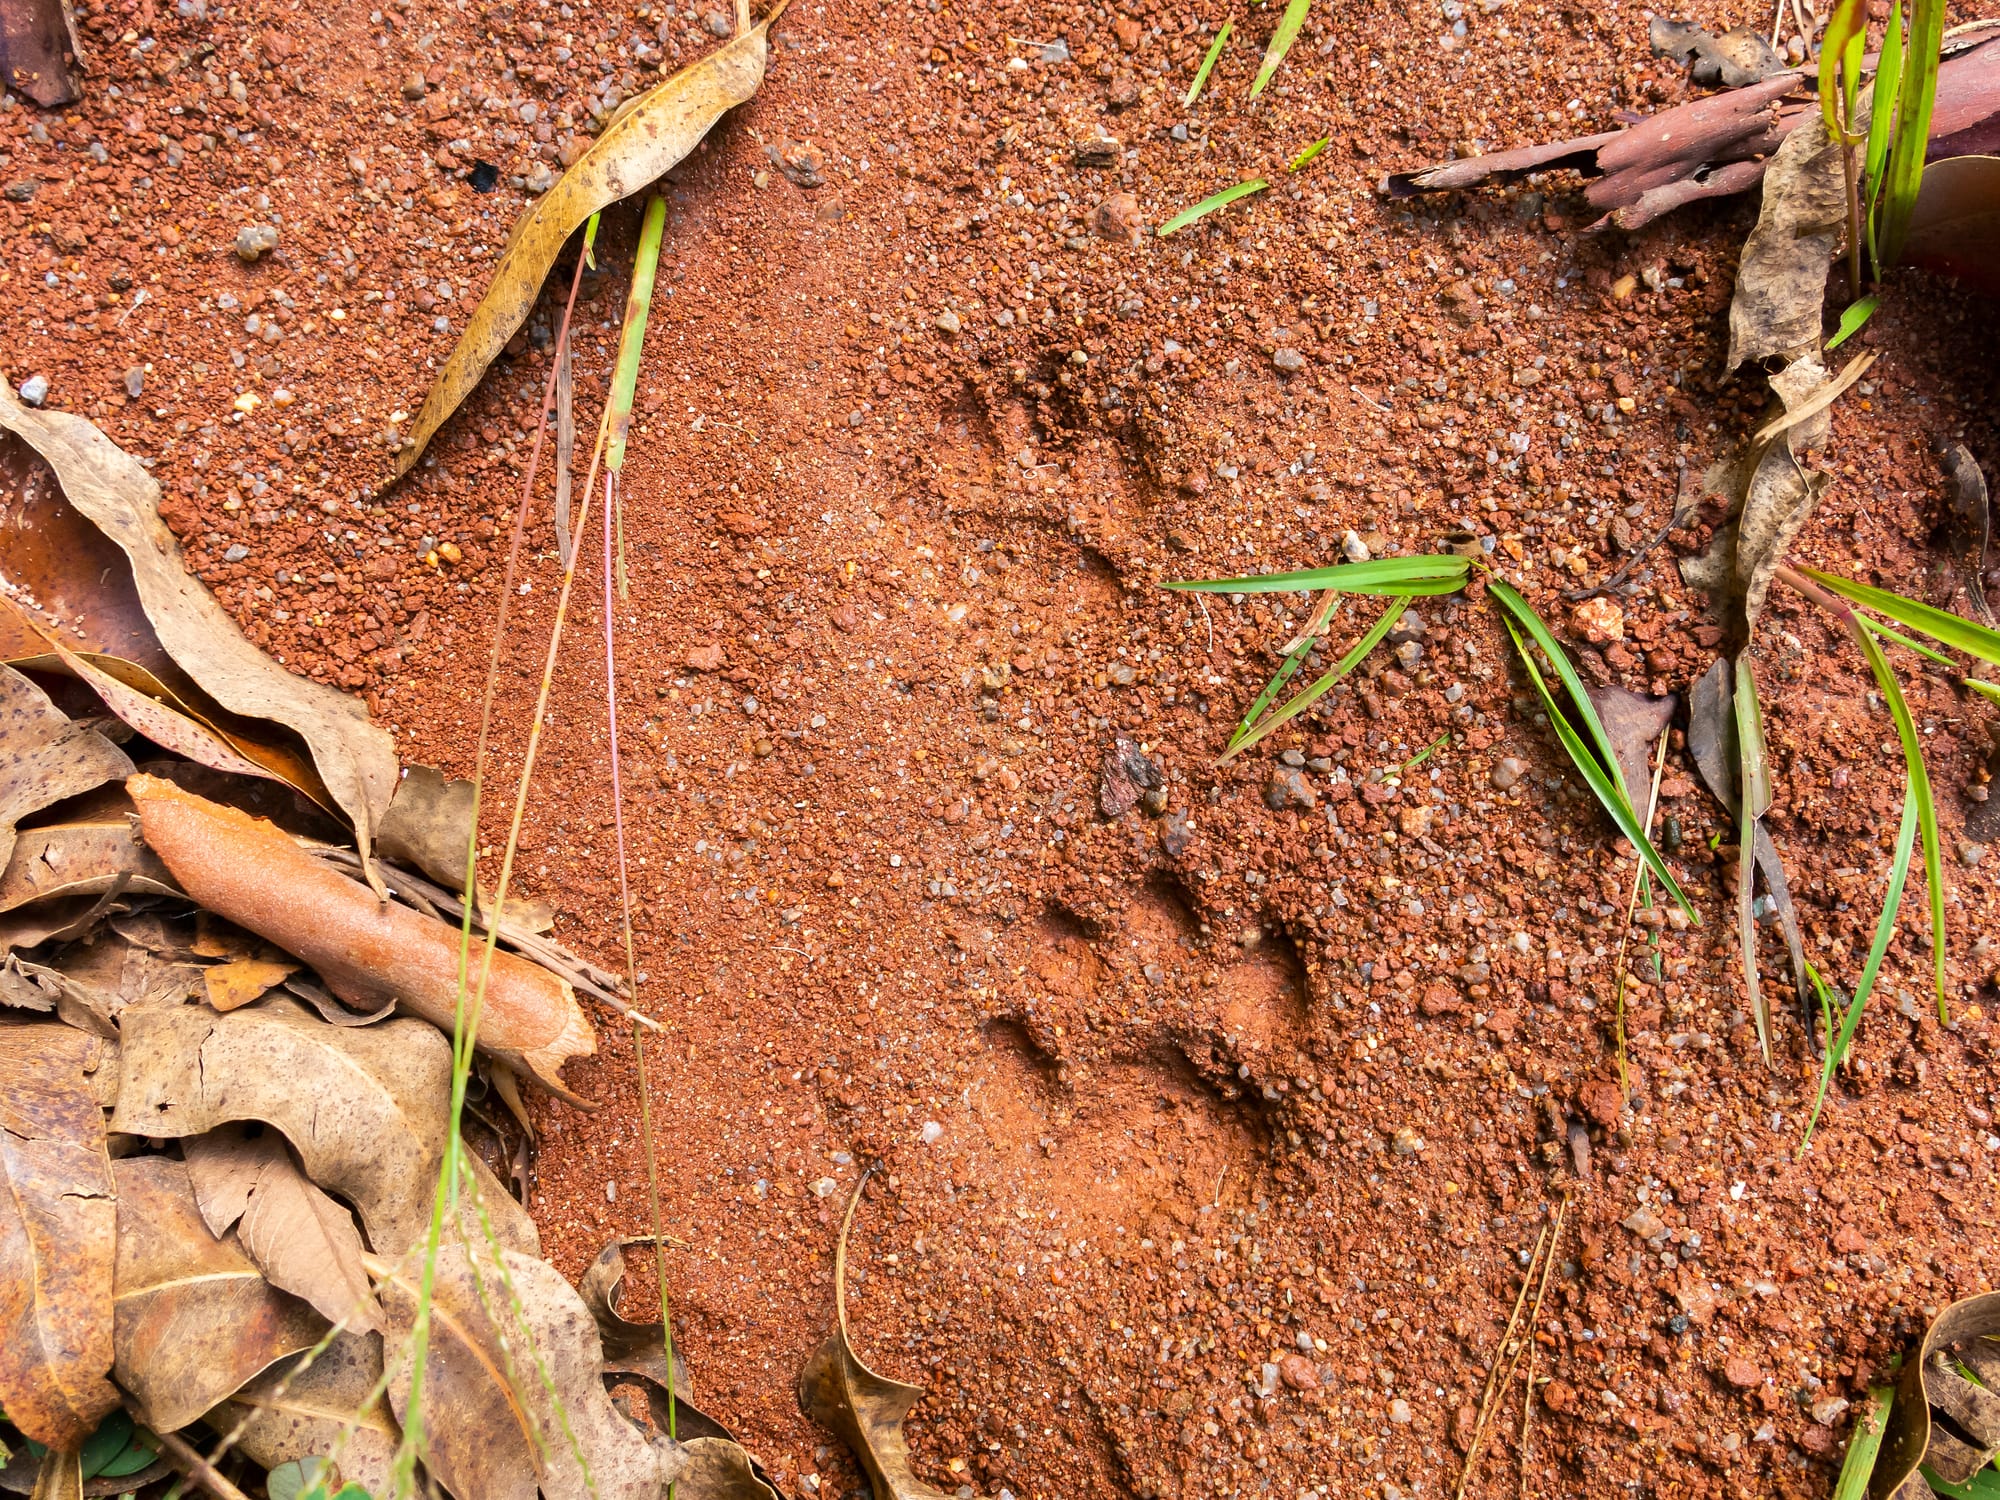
[6,0,2000,1494]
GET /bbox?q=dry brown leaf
[375,765,478,890]
[0,385,399,867]
[1726,115,1844,372]
[580,1236,689,1398]
[0,665,133,876]
[202,956,299,1012]
[0,810,179,916]
[0,1024,119,1450]
[126,775,595,1093]
[110,1154,324,1434]
[375,1243,686,1500]
[677,1438,782,1500]
[20,928,203,1038]
[1582,685,1676,815]
[1874,1290,2000,1493]
[0,0,83,108]
[108,996,537,1260]
[202,1331,400,1497]
[392,12,781,476]
[24,1450,79,1500]
[799,1174,953,1500]
[183,1127,384,1334]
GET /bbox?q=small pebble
[123,367,145,398]
[17,374,49,406]
[234,223,280,262]
[1264,766,1317,811]
[401,73,427,100]
[1341,529,1371,562]
[1273,347,1305,372]
[1959,840,1987,869]
[705,9,732,33]
[933,308,962,336]
[1490,756,1528,790]
[920,1120,943,1144]
[1388,1398,1412,1423]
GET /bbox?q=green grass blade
[1220,595,1406,761]
[1287,134,1331,172]
[1402,730,1449,772]
[1856,619,1948,1020]
[1819,0,1868,142]
[1249,0,1310,98]
[1168,553,1470,596]
[1157,177,1268,237]
[1800,567,2000,666]
[1878,0,1945,263]
[1923,1463,2000,1499]
[1863,0,1904,196]
[1826,293,1879,352]
[1832,1385,1898,1499]
[1869,619,1958,667]
[1969,679,2000,706]
[1185,18,1232,107]
[604,194,668,477]
[1488,581,1631,816]
[1497,610,1698,921]
[1736,657,1772,1062]
[1228,629,1319,754]
[1803,778,1918,1145]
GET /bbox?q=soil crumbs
[7,0,2000,1496]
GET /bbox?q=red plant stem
[1775,564,1857,625]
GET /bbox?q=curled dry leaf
[109,996,538,1260]
[677,1438,782,1500]
[393,10,784,476]
[799,1174,954,1500]
[14,928,202,1038]
[202,957,298,1012]
[1648,16,1784,89]
[183,1127,384,1334]
[0,810,179,916]
[126,775,595,1093]
[1727,115,1844,372]
[111,1154,324,1435]
[0,1024,119,1450]
[0,665,133,876]
[374,765,478,891]
[0,386,399,864]
[1873,1290,2000,1493]
[375,1244,687,1500]
[1683,353,1844,636]
[580,1236,754,1447]
[202,1332,399,1498]
[1936,438,1993,623]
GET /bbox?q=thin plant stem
[1610,735,1670,1095]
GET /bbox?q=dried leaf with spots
[201,1332,399,1497]
[393,10,785,476]
[0,809,179,915]
[1582,685,1676,813]
[183,1127,383,1334]
[799,1174,954,1500]
[0,386,399,869]
[0,665,133,876]
[0,1024,119,1450]
[109,996,538,1260]
[375,765,478,891]
[1682,357,1838,634]
[677,1438,781,1500]
[1727,115,1845,372]
[125,775,595,1094]
[1648,16,1784,89]
[374,1243,687,1500]
[202,957,299,1012]
[16,928,203,1038]
[110,1154,325,1435]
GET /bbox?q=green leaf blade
[1827,293,1880,352]
[1831,1385,1898,1499]
[1856,620,1948,1020]
[1185,18,1233,107]
[1497,610,1698,921]
[1488,581,1631,816]
[1168,553,1470,596]
[1800,567,2000,666]
[1249,0,1311,98]
[1287,134,1331,172]
[1157,177,1268,237]
[1221,595,1409,760]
